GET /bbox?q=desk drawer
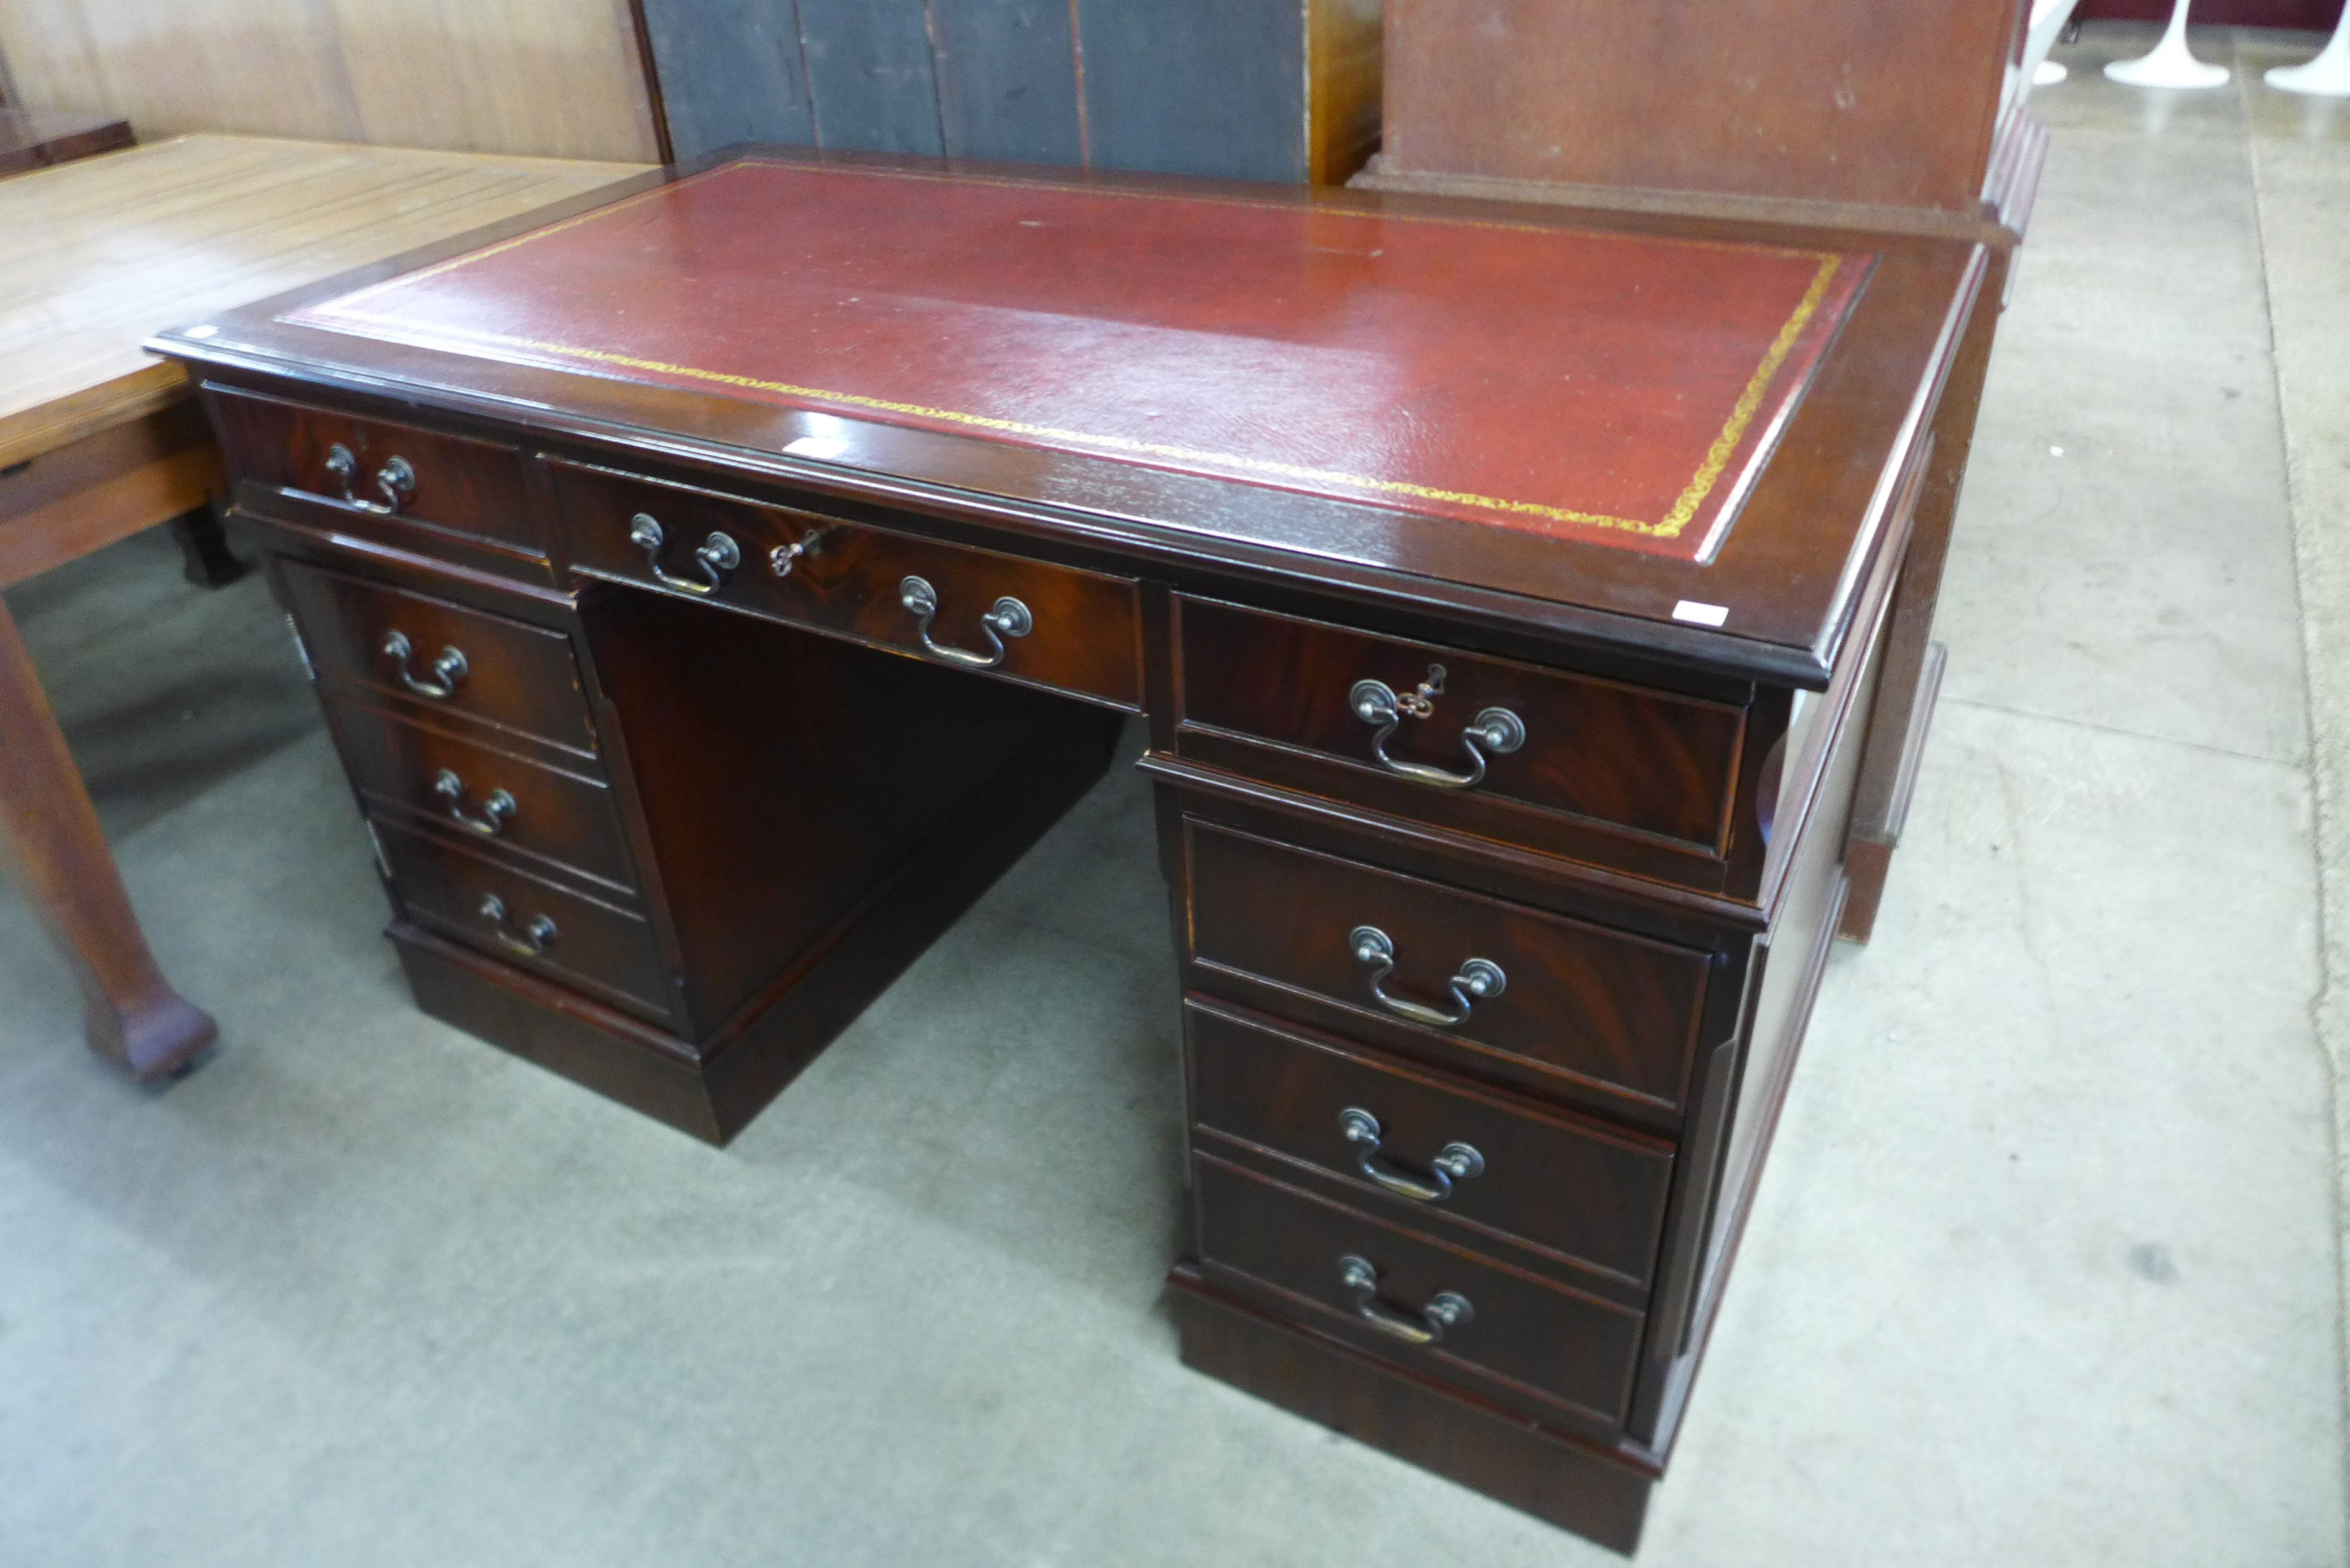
[1192,1154,1645,1429]
[1186,999,1674,1290]
[546,460,1142,709]
[373,822,674,1023]
[207,386,547,561]
[326,696,635,894]
[279,559,597,754]
[1182,819,1710,1115]
[1174,596,1748,868]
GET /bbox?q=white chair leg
[2105,0,2231,88]
[2024,0,2081,90]
[2266,6,2350,95]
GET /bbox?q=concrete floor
[4,25,2346,1563]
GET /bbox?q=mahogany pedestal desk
[0,136,642,1080]
[155,150,1985,1552]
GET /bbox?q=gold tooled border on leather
[291,159,1854,543]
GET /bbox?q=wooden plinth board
[1169,1270,1655,1553]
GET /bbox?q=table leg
[0,597,216,1080]
[167,500,247,589]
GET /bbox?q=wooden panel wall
[0,0,660,163]
[632,0,815,156]
[1308,0,1384,187]
[638,0,1382,185]
[934,0,1086,164]
[1076,0,1305,180]
[1379,0,2028,215]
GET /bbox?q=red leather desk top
[288,159,1871,564]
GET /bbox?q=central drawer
[1181,818,1712,1116]
[546,459,1143,709]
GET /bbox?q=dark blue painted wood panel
[639,0,815,161]
[930,0,1085,164]
[635,0,1314,179]
[1075,0,1307,182]
[796,0,946,154]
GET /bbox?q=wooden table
[0,135,643,1080]
[157,149,1983,1546]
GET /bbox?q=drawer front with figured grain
[207,385,548,564]
[374,822,673,1024]
[325,697,635,894]
[1185,999,1674,1292]
[1174,596,1749,873]
[1192,1154,1646,1429]
[1182,819,1710,1115]
[279,559,597,754]
[547,460,1143,708]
